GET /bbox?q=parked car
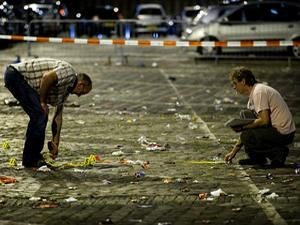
[74,5,122,38]
[22,1,68,36]
[181,1,300,57]
[134,3,168,37]
[0,0,25,46]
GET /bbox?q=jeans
[4,67,48,166]
[240,109,294,162]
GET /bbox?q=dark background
[5,0,300,18]
[62,0,219,17]
[5,0,221,18]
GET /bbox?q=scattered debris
[294,163,300,174]
[266,192,279,199]
[65,197,78,202]
[198,192,208,200]
[188,122,198,130]
[64,101,80,107]
[282,178,294,183]
[129,219,143,223]
[137,204,152,208]
[68,186,77,190]
[258,188,270,196]
[99,217,114,224]
[112,150,125,156]
[34,201,59,208]
[175,114,191,121]
[157,222,172,225]
[74,168,86,173]
[266,172,273,180]
[4,98,19,107]
[101,179,112,185]
[137,136,170,151]
[75,120,85,125]
[163,178,172,184]
[168,76,176,82]
[232,207,242,212]
[135,171,145,178]
[151,62,158,67]
[210,188,227,197]
[0,175,17,184]
[120,159,150,169]
[37,165,51,172]
[29,197,42,201]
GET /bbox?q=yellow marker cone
[9,158,17,167]
[2,140,10,150]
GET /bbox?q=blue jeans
[4,67,48,166]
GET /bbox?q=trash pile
[0,175,17,184]
[137,136,170,151]
[198,188,228,201]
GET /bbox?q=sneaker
[239,158,267,166]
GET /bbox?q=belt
[7,65,18,72]
[6,65,24,77]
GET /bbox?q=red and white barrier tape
[1,34,300,47]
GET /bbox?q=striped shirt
[10,58,77,106]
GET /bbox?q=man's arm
[243,109,270,129]
[40,70,58,114]
[225,138,243,163]
[48,105,63,159]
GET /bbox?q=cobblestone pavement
[0,43,299,225]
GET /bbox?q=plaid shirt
[11,58,77,106]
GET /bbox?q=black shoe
[270,160,285,168]
[239,158,267,166]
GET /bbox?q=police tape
[0,34,300,48]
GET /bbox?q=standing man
[224,66,295,167]
[4,58,92,168]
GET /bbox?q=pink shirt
[247,83,295,135]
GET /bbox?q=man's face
[74,81,91,97]
[231,78,245,95]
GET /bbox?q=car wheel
[197,37,221,56]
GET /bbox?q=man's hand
[48,141,58,159]
[224,150,236,164]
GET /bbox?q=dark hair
[77,73,92,89]
[229,66,257,86]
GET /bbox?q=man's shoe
[270,160,285,168]
[239,158,266,166]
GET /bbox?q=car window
[261,2,300,22]
[138,8,163,16]
[228,4,260,22]
[185,9,200,18]
[228,2,300,23]
[199,7,228,24]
